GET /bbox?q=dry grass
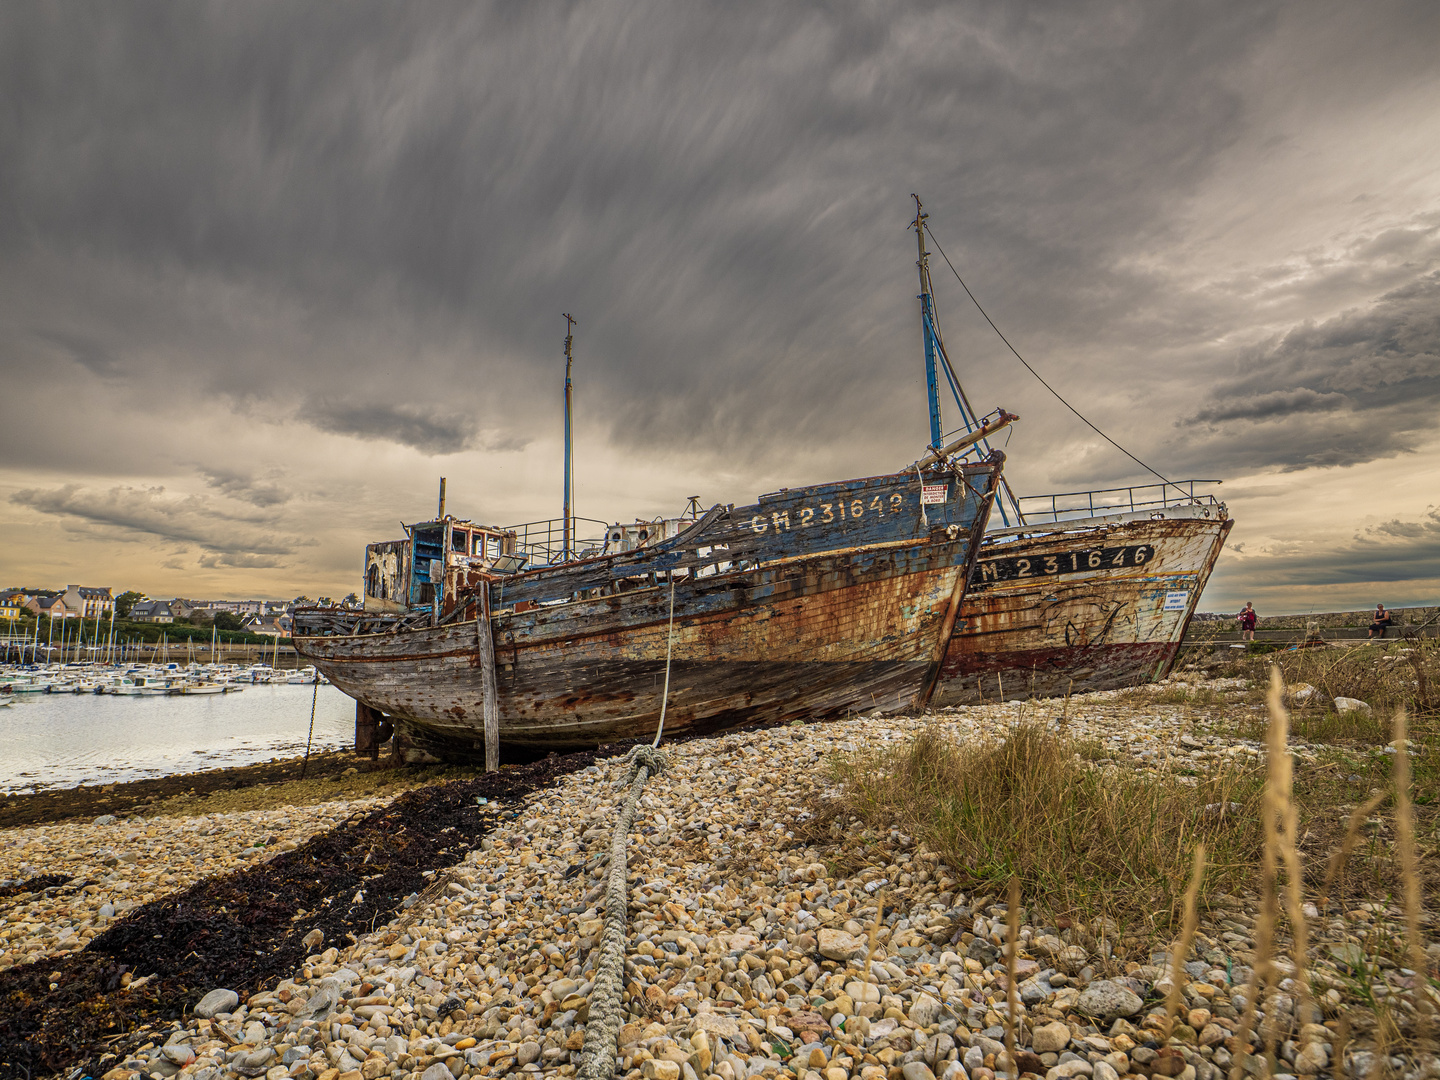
[829,721,1264,935]
[832,663,1440,1073]
[1215,639,1440,720]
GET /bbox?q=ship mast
[913,196,944,452]
[562,313,576,561]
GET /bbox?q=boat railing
[1014,480,1223,525]
[503,516,611,567]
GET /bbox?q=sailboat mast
[562,313,576,560]
[913,196,944,451]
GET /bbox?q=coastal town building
[61,585,113,619]
[25,594,75,619]
[239,614,291,637]
[128,599,178,623]
[0,594,21,622]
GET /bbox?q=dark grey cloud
[1190,388,1348,424]
[306,401,476,456]
[9,483,304,559]
[0,0,1298,465]
[200,467,291,508]
[1174,268,1440,473]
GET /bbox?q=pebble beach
[2,677,1436,1080]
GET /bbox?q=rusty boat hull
[296,462,1001,759]
[933,505,1232,704]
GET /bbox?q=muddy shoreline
[0,750,447,830]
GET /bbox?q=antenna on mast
[562,314,576,561]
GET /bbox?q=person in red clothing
[1238,602,1258,641]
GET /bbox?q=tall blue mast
[913,196,944,451]
[562,313,576,560]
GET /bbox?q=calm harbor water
[0,683,356,794]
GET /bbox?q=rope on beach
[576,744,667,1080]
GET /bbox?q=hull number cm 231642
[973,543,1156,584]
[749,492,910,534]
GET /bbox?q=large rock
[902,1063,938,1080]
[818,928,864,961]
[1334,697,1371,714]
[419,1064,455,1080]
[908,993,942,1028]
[193,988,239,1018]
[1031,1021,1072,1054]
[1076,980,1143,1020]
[691,1012,743,1041]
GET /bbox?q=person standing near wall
[1238,602,1258,642]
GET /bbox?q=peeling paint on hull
[306,543,969,754]
[296,463,1002,758]
[934,513,1232,704]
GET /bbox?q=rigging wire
[923,223,1188,498]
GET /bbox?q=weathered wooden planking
[933,513,1232,703]
[490,464,995,608]
[309,542,969,754]
[297,457,1001,756]
[475,584,499,771]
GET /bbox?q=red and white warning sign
[921,484,948,505]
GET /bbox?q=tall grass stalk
[1163,844,1206,1038]
[1230,672,1287,1080]
[1268,668,1316,1025]
[1390,708,1435,1037]
[1004,877,1020,1080]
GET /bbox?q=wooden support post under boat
[355,701,393,760]
[477,585,500,772]
[356,700,381,759]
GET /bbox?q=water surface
[0,684,356,793]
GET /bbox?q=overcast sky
[3,1,1438,614]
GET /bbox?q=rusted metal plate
[296,460,1002,757]
[933,513,1233,703]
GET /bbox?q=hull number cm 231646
[973,544,1156,584]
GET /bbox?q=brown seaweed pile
[0,745,629,1079]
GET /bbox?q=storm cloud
[9,484,306,560]
[1,1,1438,607]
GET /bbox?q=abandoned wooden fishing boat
[907,197,1232,702]
[293,442,1007,762]
[934,489,1231,703]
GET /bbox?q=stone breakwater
[1,681,1435,1080]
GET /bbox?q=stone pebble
[5,678,1426,1080]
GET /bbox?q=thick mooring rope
[576,745,668,1080]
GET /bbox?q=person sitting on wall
[1368,603,1393,639]
[1238,602,1258,642]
